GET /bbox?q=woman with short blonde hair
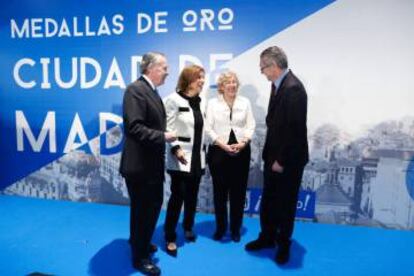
[205,71,255,242]
[216,71,240,94]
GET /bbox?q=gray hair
[140,51,166,74]
[260,46,288,69]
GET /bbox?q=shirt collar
[273,68,289,90]
[142,75,156,91]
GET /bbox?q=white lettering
[80,57,102,89]
[131,56,142,82]
[58,18,71,37]
[154,12,168,33]
[31,18,43,38]
[137,13,152,34]
[73,17,83,37]
[63,113,89,153]
[16,111,56,152]
[200,9,215,31]
[55,57,78,89]
[40,58,51,89]
[112,14,124,35]
[44,18,58,37]
[11,19,29,38]
[97,16,111,36]
[104,57,125,89]
[13,58,36,89]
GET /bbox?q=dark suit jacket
[120,76,166,179]
[262,71,309,168]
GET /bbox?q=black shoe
[149,244,158,254]
[184,230,197,242]
[166,242,178,257]
[245,238,275,251]
[213,231,224,241]
[275,245,290,265]
[133,259,161,275]
[231,233,241,242]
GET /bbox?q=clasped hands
[220,142,247,156]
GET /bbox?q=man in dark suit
[120,52,176,275]
[245,46,309,265]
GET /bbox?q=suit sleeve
[277,86,307,166]
[123,86,165,146]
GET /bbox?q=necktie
[267,83,276,114]
[271,83,277,97]
[154,88,165,115]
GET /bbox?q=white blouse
[205,94,255,145]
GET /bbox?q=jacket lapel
[139,76,166,117]
[266,71,291,124]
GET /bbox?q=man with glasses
[120,51,176,275]
[245,46,309,265]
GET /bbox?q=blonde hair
[216,71,240,94]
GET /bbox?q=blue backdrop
[0,0,332,191]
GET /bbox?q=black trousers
[125,174,163,261]
[259,163,305,247]
[208,144,250,234]
[164,172,201,242]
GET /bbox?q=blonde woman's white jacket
[164,92,206,172]
[205,94,255,145]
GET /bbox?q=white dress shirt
[142,75,156,90]
[205,94,255,145]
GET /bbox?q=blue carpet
[0,195,412,276]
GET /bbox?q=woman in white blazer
[163,65,206,257]
[206,71,255,242]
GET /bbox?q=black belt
[177,136,191,142]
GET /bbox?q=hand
[165,131,177,142]
[221,144,238,155]
[271,160,284,173]
[175,148,188,165]
[230,142,246,154]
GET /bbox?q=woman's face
[188,72,205,96]
[222,76,238,98]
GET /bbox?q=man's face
[260,58,281,82]
[150,56,169,87]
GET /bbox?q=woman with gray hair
[205,71,255,242]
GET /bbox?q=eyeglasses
[260,64,272,73]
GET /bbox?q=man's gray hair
[260,46,288,69]
[140,51,166,74]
